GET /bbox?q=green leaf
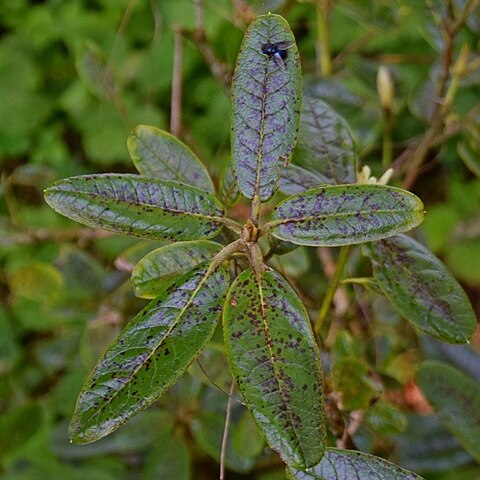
[141,431,191,480]
[332,357,380,411]
[287,448,424,479]
[395,413,473,473]
[365,402,407,435]
[219,161,241,209]
[0,403,44,461]
[417,361,480,463]
[421,337,480,382]
[52,412,173,459]
[131,240,222,299]
[294,96,356,184]
[268,185,424,247]
[232,410,265,459]
[127,125,214,193]
[69,262,229,444]
[191,409,257,473]
[279,165,328,195]
[364,235,476,344]
[44,174,226,241]
[223,268,326,468]
[231,14,302,201]
[8,262,64,303]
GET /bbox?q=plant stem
[382,112,393,168]
[220,381,235,480]
[314,245,351,335]
[171,27,183,136]
[316,0,332,76]
[251,194,261,224]
[401,2,475,187]
[219,217,244,235]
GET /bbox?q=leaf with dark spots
[44,174,226,241]
[223,269,326,468]
[418,361,480,463]
[267,184,424,247]
[364,235,476,343]
[69,262,229,444]
[279,164,329,195]
[294,95,356,184]
[287,447,424,479]
[132,240,222,299]
[231,14,302,201]
[127,125,214,193]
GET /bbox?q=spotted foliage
[231,14,302,201]
[128,125,214,193]
[288,448,424,479]
[44,174,225,241]
[69,262,230,444]
[268,184,424,246]
[365,235,476,343]
[223,268,326,468]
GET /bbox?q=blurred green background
[1,0,479,479]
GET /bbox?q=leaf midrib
[52,188,225,223]
[269,207,421,228]
[255,271,307,464]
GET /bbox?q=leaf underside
[365,235,476,343]
[231,14,302,201]
[287,447,424,479]
[417,361,480,463]
[269,184,424,246]
[69,262,229,444]
[128,125,214,193]
[294,95,356,184]
[132,240,222,299]
[223,268,326,468]
[44,174,225,241]
[279,164,328,195]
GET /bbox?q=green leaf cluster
[2,1,479,478]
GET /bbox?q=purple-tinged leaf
[418,361,480,463]
[127,125,214,193]
[132,240,222,299]
[295,96,356,184]
[365,235,476,344]
[267,184,424,247]
[44,174,225,241]
[223,269,326,468]
[231,14,302,201]
[69,262,229,444]
[287,448,424,479]
[279,164,328,195]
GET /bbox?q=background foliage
[1,0,479,479]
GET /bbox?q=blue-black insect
[260,40,294,68]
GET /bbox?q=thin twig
[148,0,162,46]
[220,381,236,480]
[183,0,232,89]
[314,245,351,335]
[332,31,376,70]
[106,0,140,126]
[401,1,475,188]
[316,0,333,76]
[196,359,243,403]
[171,27,184,136]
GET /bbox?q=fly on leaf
[261,41,294,69]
